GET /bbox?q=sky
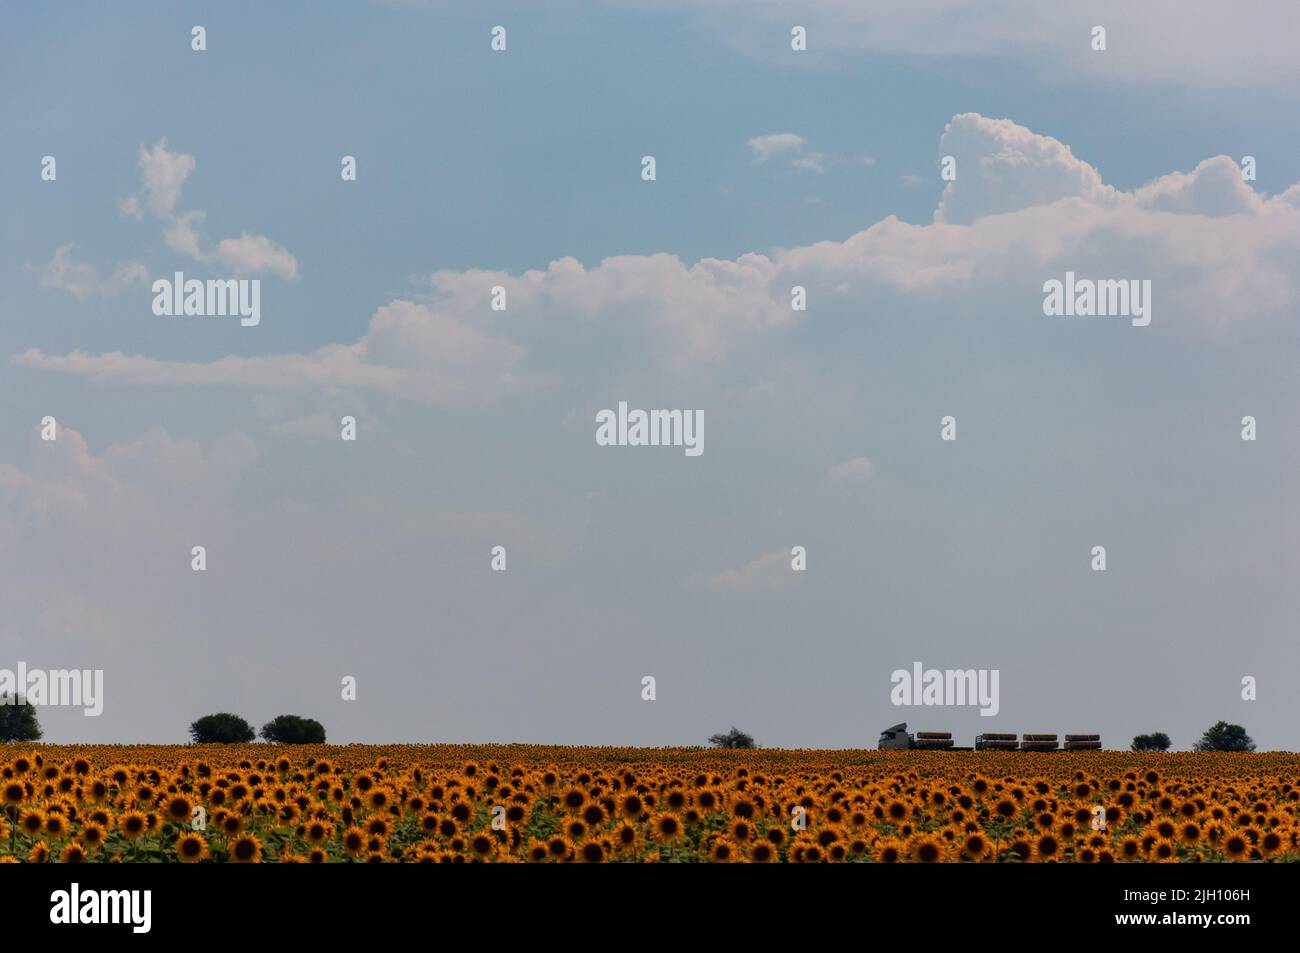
[2,0,1299,748]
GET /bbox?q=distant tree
[0,694,42,743]
[1131,732,1171,752]
[260,715,326,744]
[1193,721,1255,752]
[708,726,755,749]
[189,712,255,744]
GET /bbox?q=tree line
[0,699,1263,751]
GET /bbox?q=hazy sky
[3,1,1299,748]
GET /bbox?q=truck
[878,723,1102,751]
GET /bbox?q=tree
[189,712,255,744]
[1193,721,1255,752]
[708,726,755,749]
[0,694,42,743]
[1131,732,1171,752]
[260,714,326,744]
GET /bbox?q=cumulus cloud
[934,114,1119,224]
[162,210,206,259]
[747,132,806,163]
[1133,156,1264,217]
[830,456,875,482]
[19,115,1300,399]
[134,138,195,218]
[15,299,526,403]
[119,138,298,277]
[35,244,147,300]
[935,115,1279,227]
[746,132,872,173]
[217,233,299,280]
[690,549,798,593]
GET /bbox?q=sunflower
[709,838,740,863]
[577,838,606,863]
[992,798,1018,819]
[650,813,682,842]
[1118,836,1142,861]
[749,841,776,863]
[60,841,87,863]
[613,823,639,852]
[884,798,910,822]
[730,797,756,821]
[907,833,945,863]
[304,819,332,844]
[165,795,194,823]
[1005,833,1033,863]
[176,833,209,863]
[19,809,45,837]
[1223,834,1249,859]
[27,841,51,864]
[79,822,107,849]
[1259,829,1284,858]
[341,826,366,857]
[960,832,989,861]
[619,794,644,819]
[229,833,263,863]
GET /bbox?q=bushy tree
[0,694,42,743]
[708,726,755,749]
[1131,732,1171,752]
[1193,721,1254,752]
[260,714,326,744]
[189,712,255,744]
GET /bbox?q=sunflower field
[2,745,1298,862]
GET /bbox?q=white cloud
[135,138,195,218]
[790,153,828,174]
[162,210,206,260]
[119,139,298,276]
[747,132,872,174]
[830,456,875,482]
[14,299,526,403]
[747,132,806,163]
[1133,156,1264,217]
[670,0,1300,93]
[19,116,1300,399]
[690,549,798,593]
[0,424,255,528]
[934,113,1119,224]
[35,244,148,300]
[217,233,300,280]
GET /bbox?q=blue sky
[3,1,1299,748]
